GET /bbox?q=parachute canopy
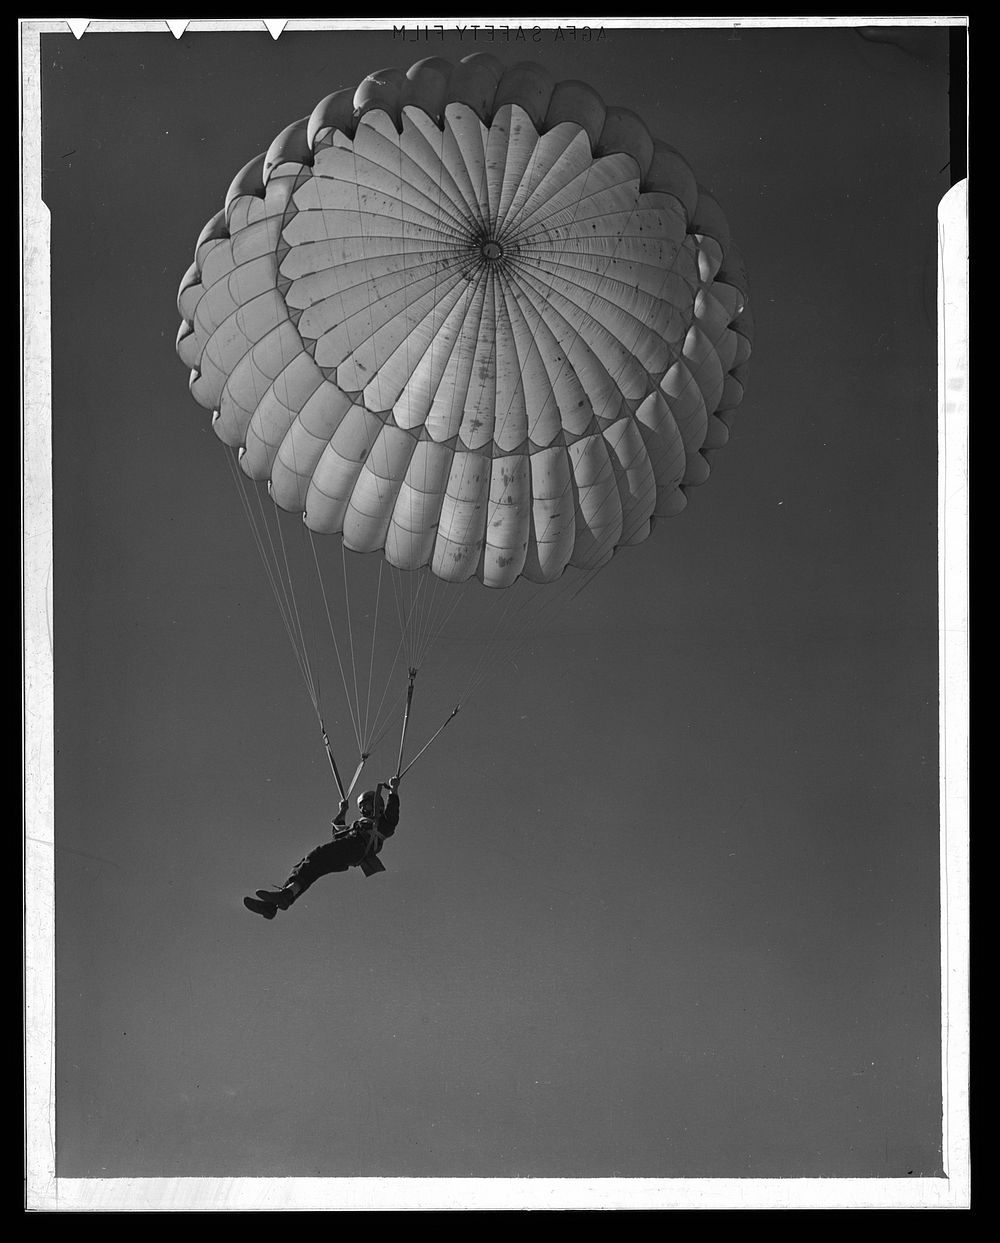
[176,54,752,590]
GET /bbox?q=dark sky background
[40,22,951,1182]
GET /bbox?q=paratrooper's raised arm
[381,777,401,835]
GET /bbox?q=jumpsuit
[283,790,400,894]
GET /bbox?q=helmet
[357,789,384,817]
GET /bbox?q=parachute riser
[347,752,371,800]
[394,667,419,782]
[399,704,461,780]
[321,727,347,803]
